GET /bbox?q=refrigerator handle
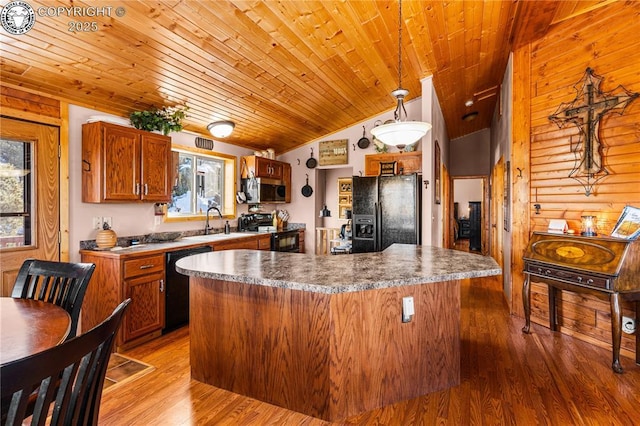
[375,202,381,251]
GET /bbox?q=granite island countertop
[176,244,501,294]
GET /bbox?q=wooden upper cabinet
[241,155,287,180]
[364,151,422,176]
[82,122,171,203]
[140,133,172,201]
[283,162,292,203]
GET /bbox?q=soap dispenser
[224,220,231,234]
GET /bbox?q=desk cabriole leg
[610,293,623,374]
[636,300,640,365]
[522,273,531,334]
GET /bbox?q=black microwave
[241,178,286,203]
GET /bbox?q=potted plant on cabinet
[129,106,188,135]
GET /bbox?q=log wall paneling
[0,86,60,119]
[512,1,640,358]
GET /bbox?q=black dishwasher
[164,245,212,333]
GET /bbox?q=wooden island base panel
[178,245,500,421]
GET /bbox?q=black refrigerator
[352,173,421,253]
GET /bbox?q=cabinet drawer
[526,263,610,290]
[124,254,165,279]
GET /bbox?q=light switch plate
[402,296,414,323]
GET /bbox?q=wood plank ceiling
[0,0,614,153]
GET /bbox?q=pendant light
[370,0,431,149]
[207,120,235,138]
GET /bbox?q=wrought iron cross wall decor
[548,68,638,196]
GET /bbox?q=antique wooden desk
[522,232,640,373]
[0,298,71,365]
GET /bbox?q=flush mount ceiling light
[207,120,235,138]
[370,0,431,149]
[462,111,479,121]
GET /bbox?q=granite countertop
[79,232,262,255]
[176,244,501,294]
[79,227,306,255]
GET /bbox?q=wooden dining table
[0,297,71,365]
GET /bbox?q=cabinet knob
[159,279,164,292]
[135,183,140,195]
[144,183,148,195]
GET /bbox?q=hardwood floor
[99,276,640,425]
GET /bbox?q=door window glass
[0,139,34,248]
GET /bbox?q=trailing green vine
[129,106,188,135]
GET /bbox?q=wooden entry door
[0,117,60,296]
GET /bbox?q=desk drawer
[124,254,165,279]
[526,263,610,290]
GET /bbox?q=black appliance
[164,245,212,333]
[271,230,300,252]
[352,173,421,253]
[468,201,482,251]
[237,213,273,232]
[241,178,286,203]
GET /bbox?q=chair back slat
[1,299,131,426]
[12,259,96,339]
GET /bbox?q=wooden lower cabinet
[79,232,281,350]
[80,252,165,351]
[298,229,305,253]
[214,236,260,251]
[122,271,165,343]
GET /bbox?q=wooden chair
[12,259,96,339]
[1,299,131,426]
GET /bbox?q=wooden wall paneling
[510,44,532,317]
[521,1,640,358]
[0,86,60,118]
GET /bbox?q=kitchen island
[176,244,500,421]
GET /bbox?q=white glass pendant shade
[373,0,431,148]
[370,120,431,146]
[207,121,235,138]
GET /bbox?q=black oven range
[237,213,300,253]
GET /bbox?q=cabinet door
[364,155,384,176]
[398,153,422,174]
[103,126,140,201]
[141,133,171,202]
[283,162,292,202]
[214,237,259,251]
[257,234,272,250]
[122,271,165,342]
[255,157,283,179]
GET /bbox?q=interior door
[0,117,60,296]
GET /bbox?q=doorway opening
[450,176,489,254]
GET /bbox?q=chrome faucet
[204,206,223,235]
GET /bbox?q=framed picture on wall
[434,140,441,204]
